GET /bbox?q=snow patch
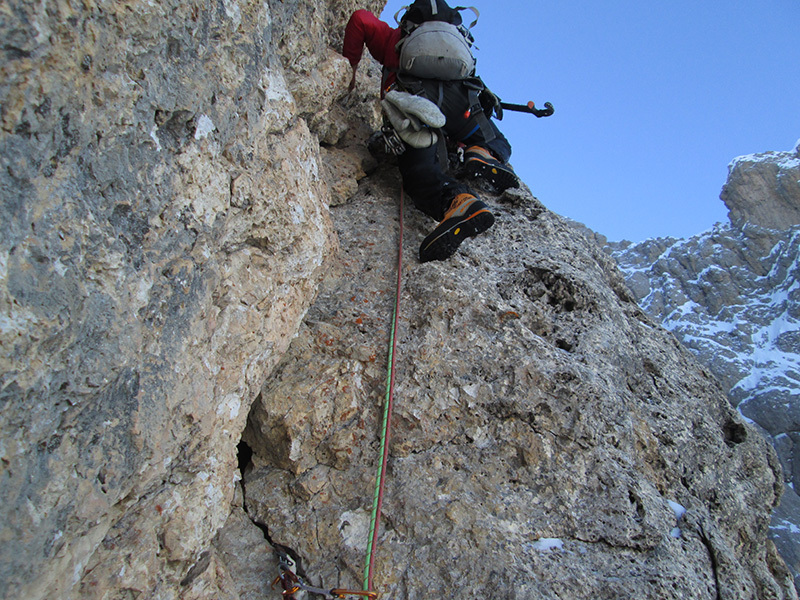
[194,114,215,140]
[729,140,800,171]
[771,519,800,535]
[530,538,564,551]
[150,125,162,151]
[668,500,687,520]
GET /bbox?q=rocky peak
[722,140,800,229]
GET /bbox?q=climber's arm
[343,10,400,89]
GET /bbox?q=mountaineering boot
[465,145,520,192]
[419,193,495,263]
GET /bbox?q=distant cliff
[611,140,800,588]
[1,1,796,599]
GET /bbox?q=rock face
[722,143,800,229]
[1,1,795,599]
[0,0,380,598]
[239,172,794,599]
[610,140,800,588]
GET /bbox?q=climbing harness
[272,550,377,599]
[363,187,405,594]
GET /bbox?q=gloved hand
[381,90,446,149]
[479,87,503,120]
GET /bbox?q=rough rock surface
[1,0,796,598]
[0,0,380,598]
[240,168,795,599]
[610,139,800,588]
[722,143,800,229]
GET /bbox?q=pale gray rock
[0,0,380,598]
[2,0,795,597]
[210,505,274,600]
[722,141,800,229]
[241,169,795,599]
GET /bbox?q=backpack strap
[456,6,479,29]
[393,6,409,25]
[460,77,496,144]
[396,2,478,28]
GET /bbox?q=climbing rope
[363,186,405,594]
[269,186,404,599]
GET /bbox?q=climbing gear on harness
[363,186,405,593]
[273,550,377,599]
[499,100,555,118]
[464,145,520,192]
[419,192,494,262]
[462,78,497,144]
[380,125,406,156]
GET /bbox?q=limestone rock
[722,140,800,229]
[2,0,796,597]
[210,505,273,600]
[319,56,384,206]
[0,0,370,598]
[241,172,794,599]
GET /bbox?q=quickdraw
[272,552,377,600]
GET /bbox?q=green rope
[363,187,404,593]
[363,302,398,590]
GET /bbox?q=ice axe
[499,100,554,118]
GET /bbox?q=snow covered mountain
[610,139,800,584]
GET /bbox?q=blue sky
[379,1,800,242]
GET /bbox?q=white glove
[385,90,446,128]
[381,90,446,148]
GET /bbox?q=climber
[342,1,520,263]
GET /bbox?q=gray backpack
[395,4,479,81]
